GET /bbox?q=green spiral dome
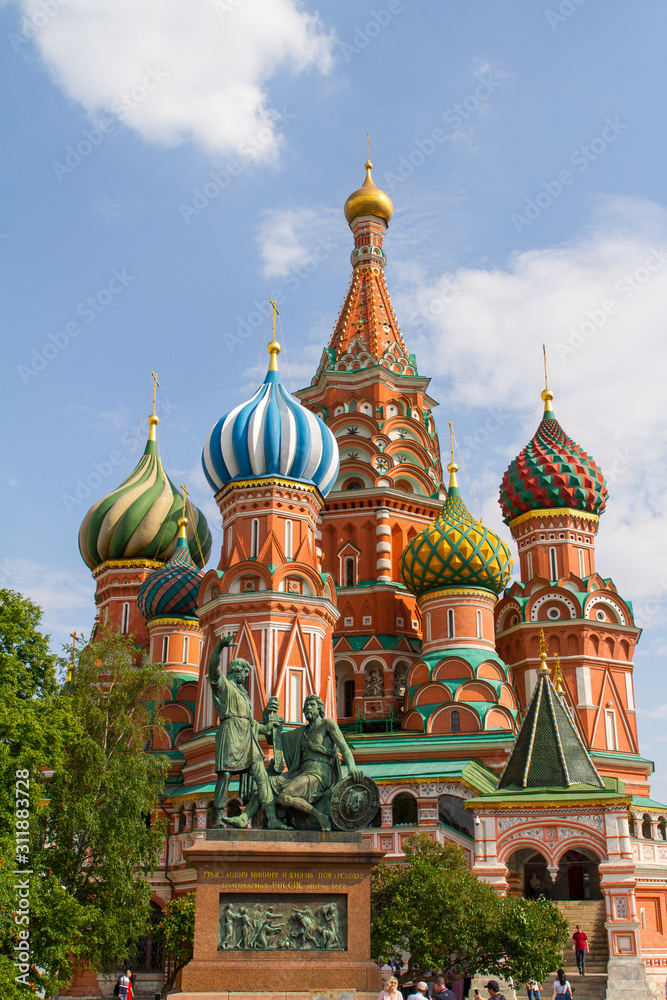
[79,429,212,570]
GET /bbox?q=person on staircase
[572,924,589,976]
[552,969,572,1000]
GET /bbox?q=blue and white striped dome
[202,369,339,496]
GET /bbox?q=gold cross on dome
[180,483,189,520]
[150,370,160,416]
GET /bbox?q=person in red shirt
[572,925,588,976]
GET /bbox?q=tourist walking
[406,983,429,1000]
[475,980,507,1000]
[526,980,541,1000]
[378,976,404,1000]
[552,969,573,999]
[432,976,456,1000]
[572,923,589,975]
[116,969,132,1000]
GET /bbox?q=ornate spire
[541,344,554,415]
[497,634,604,790]
[267,299,281,373]
[447,421,459,493]
[327,159,413,373]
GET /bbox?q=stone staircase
[551,900,608,1000]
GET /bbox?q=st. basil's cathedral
[74,163,667,999]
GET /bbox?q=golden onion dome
[344,161,394,225]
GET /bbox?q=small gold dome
[344,161,393,225]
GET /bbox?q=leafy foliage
[371,834,569,984]
[155,891,196,995]
[0,591,170,995]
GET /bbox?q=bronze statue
[224,693,378,831]
[208,635,286,829]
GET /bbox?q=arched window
[426,612,432,642]
[578,548,586,577]
[659,817,667,841]
[549,546,558,581]
[227,525,233,554]
[526,551,533,579]
[450,710,460,734]
[476,609,483,639]
[628,813,636,838]
[121,602,130,634]
[190,803,197,832]
[346,481,362,491]
[250,518,260,558]
[178,808,187,833]
[447,609,455,638]
[392,792,418,827]
[162,635,169,663]
[604,708,617,751]
[345,557,355,588]
[643,814,653,840]
[182,635,189,664]
[284,519,293,559]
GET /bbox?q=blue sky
[3,0,667,793]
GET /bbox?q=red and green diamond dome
[500,390,608,525]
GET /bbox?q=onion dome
[401,459,513,596]
[499,388,607,525]
[203,328,339,497]
[79,415,212,570]
[344,161,393,225]
[138,516,204,620]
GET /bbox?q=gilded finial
[537,628,550,676]
[149,371,160,439]
[447,421,459,489]
[67,630,78,684]
[541,345,554,413]
[267,300,281,372]
[553,652,564,694]
[178,483,189,538]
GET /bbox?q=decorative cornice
[215,477,321,503]
[146,617,203,632]
[509,508,600,529]
[466,796,631,811]
[93,558,163,577]
[418,587,498,603]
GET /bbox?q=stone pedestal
[177,830,384,1000]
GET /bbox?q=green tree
[0,590,171,996]
[371,834,569,985]
[155,891,196,996]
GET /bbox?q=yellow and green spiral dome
[79,417,212,570]
[400,467,512,596]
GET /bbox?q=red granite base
[180,831,384,995]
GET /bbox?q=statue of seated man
[226,694,364,831]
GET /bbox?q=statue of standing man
[208,635,286,829]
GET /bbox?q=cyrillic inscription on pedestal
[218,893,346,951]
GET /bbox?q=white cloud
[2,558,95,650]
[256,204,346,277]
[19,0,335,160]
[391,195,667,607]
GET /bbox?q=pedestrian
[378,976,404,1000]
[116,969,132,1000]
[529,873,541,898]
[552,969,573,1000]
[526,980,541,1000]
[406,983,429,1000]
[433,976,456,1000]
[474,980,507,1000]
[572,923,589,976]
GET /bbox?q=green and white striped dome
[79,418,212,570]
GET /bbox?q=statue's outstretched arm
[208,634,236,686]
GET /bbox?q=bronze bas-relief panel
[218,893,347,951]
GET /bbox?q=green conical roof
[498,665,603,790]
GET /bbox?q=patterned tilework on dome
[79,436,212,570]
[400,486,513,596]
[203,369,339,496]
[500,405,607,525]
[138,535,204,621]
